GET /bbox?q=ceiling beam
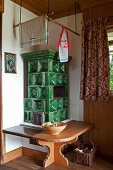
[10,0,43,16]
[10,0,81,19]
[26,0,47,14]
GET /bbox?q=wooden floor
[6,151,113,170]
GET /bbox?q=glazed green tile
[49,99,57,112]
[42,73,48,85]
[28,74,33,85]
[28,112,32,123]
[28,87,37,98]
[63,75,68,85]
[33,73,42,85]
[48,59,53,72]
[48,112,54,122]
[33,73,48,86]
[57,74,63,85]
[37,87,49,99]
[63,98,68,108]
[44,112,49,122]
[53,60,59,73]
[38,59,48,72]
[53,111,60,122]
[48,111,60,122]
[49,86,53,99]
[24,111,32,123]
[24,111,28,122]
[48,73,57,85]
[57,99,63,110]
[59,63,65,73]
[28,61,37,73]
[33,100,47,112]
[60,109,68,121]
[24,98,32,111]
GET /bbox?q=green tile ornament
[53,60,59,73]
[28,74,33,86]
[48,59,53,72]
[33,73,43,85]
[38,59,48,72]
[63,75,68,85]
[24,111,32,123]
[22,49,72,124]
[37,87,49,99]
[24,98,32,111]
[28,61,37,73]
[28,87,37,98]
[60,109,68,121]
[57,99,63,110]
[63,98,68,108]
[49,73,57,85]
[57,74,63,85]
[49,99,57,112]
[33,100,47,112]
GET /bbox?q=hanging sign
[58,26,69,62]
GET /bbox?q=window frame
[107,28,113,95]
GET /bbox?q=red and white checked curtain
[80,18,110,101]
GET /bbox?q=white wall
[48,14,83,121]
[2,0,83,153]
[2,0,37,153]
[68,14,83,121]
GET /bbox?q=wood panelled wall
[83,2,113,156]
[83,1,113,20]
[84,97,113,156]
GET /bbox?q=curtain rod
[13,15,80,36]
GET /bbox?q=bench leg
[38,138,78,168]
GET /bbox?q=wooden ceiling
[10,0,113,19]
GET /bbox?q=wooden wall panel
[83,2,113,20]
[0,0,4,13]
[84,97,113,156]
[83,1,113,157]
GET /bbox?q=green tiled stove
[22,49,72,125]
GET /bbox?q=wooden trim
[110,95,113,100]
[0,0,4,13]
[22,147,47,161]
[2,133,6,155]
[2,147,47,164]
[2,147,22,164]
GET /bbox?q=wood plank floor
[6,151,113,170]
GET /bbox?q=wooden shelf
[3,125,44,138]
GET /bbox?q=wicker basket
[74,140,96,166]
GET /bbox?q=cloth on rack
[58,26,69,62]
[19,16,48,48]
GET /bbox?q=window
[107,31,113,93]
[110,54,113,90]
